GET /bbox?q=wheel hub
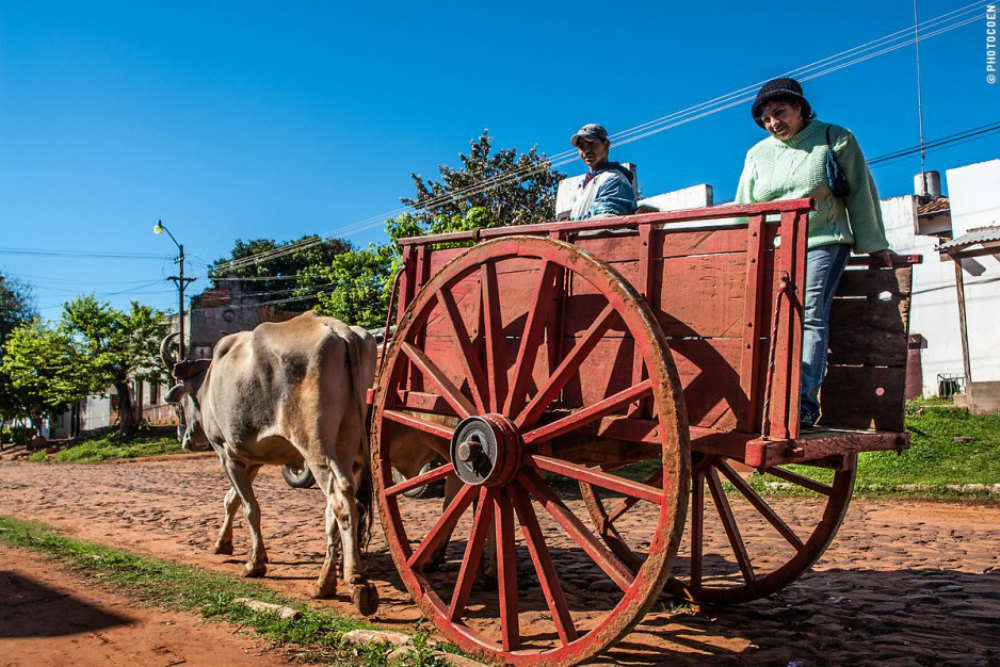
[449,414,522,487]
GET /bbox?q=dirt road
[0,457,997,666]
[0,542,299,667]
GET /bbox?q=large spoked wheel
[580,453,856,604]
[371,236,689,666]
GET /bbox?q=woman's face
[759,100,805,140]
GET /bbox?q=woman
[735,78,892,428]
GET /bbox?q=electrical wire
[210,4,980,274]
[0,248,173,260]
[868,120,1000,166]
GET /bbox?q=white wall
[880,195,918,251]
[81,394,111,430]
[638,184,713,211]
[944,160,1000,385]
[883,161,1000,395]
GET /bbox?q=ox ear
[164,384,189,404]
[172,358,211,380]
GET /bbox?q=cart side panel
[820,264,913,431]
[569,224,784,434]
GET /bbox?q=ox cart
[368,199,917,666]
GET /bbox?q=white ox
[161,311,378,615]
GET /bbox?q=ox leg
[221,459,267,578]
[422,472,462,572]
[310,462,378,615]
[214,465,261,557]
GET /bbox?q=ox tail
[343,325,375,553]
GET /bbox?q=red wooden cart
[368,199,917,666]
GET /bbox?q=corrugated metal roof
[937,225,1000,252]
[917,197,950,215]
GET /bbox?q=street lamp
[153,220,196,361]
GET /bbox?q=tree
[403,129,563,227]
[208,235,352,310]
[0,272,37,421]
[306,243,395,329]
[1,320,89,441]
[60,296,169,439]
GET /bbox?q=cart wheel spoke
[606,469,662,524]
[407,483,477,569]
[515,303,619,430]
[520,468,633,591]
[715,459,804,550]
[766,465,834,496]
[373,236,688,665]
[507,484,578,645]
[504,260,561,417]
[529,454,662,504]
[448,487,496,621]
[522,380,653,446]
[481,262,508,412]
[401,342,476,418]
[383,410,454,440]
[690,468,705,588]
[494,491,519,651]
[706,466,755,585]
[437,288,488,415]
[387,462,455,498]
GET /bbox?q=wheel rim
[371,236,689,666]
[581,453,856,604]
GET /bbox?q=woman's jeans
[801,243,850,422]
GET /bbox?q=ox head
[160,333,212,451]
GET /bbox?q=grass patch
[749,401,1000,500]
[32,431,185,463]
[574,400,999,502]
[0,515,454,665]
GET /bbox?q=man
[568,123,638,220]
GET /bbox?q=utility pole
[154,220,196,360]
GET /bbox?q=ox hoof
[311,583,336,599]
[352,582,379,616]
[213,541,233,555]
[242,562,267,578]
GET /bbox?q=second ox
[161,311,378,615]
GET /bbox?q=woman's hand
[868,249,893,267]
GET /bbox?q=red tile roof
[918,196,950,215]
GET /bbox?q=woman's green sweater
[735,119,889,254]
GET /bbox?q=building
[881,160,1000,410]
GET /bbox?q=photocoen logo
[988,4,998,84]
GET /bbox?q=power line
[868,121,1000,165]
[0,248,173,260]
[211,4,979,274]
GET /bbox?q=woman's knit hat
[751,78,812,127]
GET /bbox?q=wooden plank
[818,365,907,431]
[835,266,912,298]
[738,215,767,431]
[827,298,910,367]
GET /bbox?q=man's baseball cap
[571,123,609,147]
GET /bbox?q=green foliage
[61,296,169,388]
[747,402,1000,500]
[1,319,89,425]
[208,234,352,311]
[39,432,183,462]
[60,296,169,439]
[404,129,563,227]
[308,243,396,329]
[0,272,37,419]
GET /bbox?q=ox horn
[160,332,180,372]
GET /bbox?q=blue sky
[1,0,997,318]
